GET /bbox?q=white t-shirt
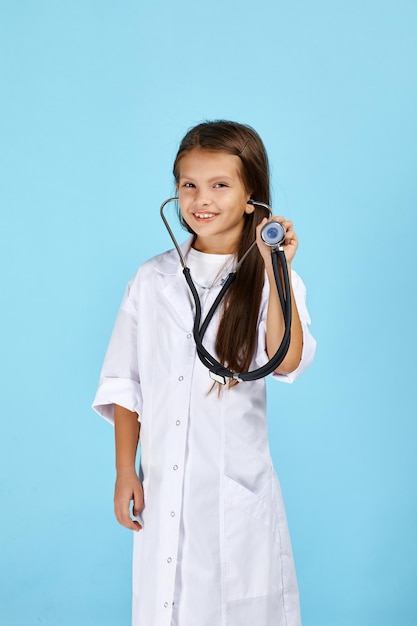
[186,247,234,291]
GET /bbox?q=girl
[93,120,316,626]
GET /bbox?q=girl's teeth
[196,213,215,218]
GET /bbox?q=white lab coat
[93,239,316,626]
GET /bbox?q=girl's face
[177,148,254,254]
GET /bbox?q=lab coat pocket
[224,471,285,602]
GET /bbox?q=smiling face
[176,149,254,254]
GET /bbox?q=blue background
[1,1,416,625]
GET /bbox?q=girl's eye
[214,183,228,188]
[182,182,195,188]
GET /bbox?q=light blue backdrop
[1,1,416,625]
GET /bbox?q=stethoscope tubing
[160,197,292,383]
[184,250,291,382]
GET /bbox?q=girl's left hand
[256,217,298,265]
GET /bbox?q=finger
[284,229,298,245]
[120,515,142,532]
[273,219,296,245]
[131,520,142,531]
[115,505,142,531]
[132,489,144,517]
[256,217,268,232]
[114,495,141,531]
[270,218,293,235]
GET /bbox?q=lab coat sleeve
[257,270,316,383]
[92,279,143,425]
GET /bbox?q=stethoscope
[160,197,292,384]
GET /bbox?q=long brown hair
[173,120,271,383]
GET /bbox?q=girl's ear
[245,198,255,214]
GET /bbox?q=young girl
[93,120,316,626]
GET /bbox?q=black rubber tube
[183,248,292,382]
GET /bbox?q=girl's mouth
[192,212,217,222]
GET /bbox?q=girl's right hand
[114,468,144,531]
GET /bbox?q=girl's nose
[195,193,213,207]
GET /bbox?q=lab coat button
[176,420,181,426]
[178,376,184,381]
[187,333,192,339]
[173,465,178,470]
[167,557,172,563]
[171,511,175,517]
[164,602,168,608]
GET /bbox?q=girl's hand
[256,217,298,266]
[114,468,144,532]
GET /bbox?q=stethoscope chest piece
[261,221,286,247]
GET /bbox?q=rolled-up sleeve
[92,282,143,425]
[257,269,316,383]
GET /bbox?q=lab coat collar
[154,236,195,277]
[155,237,195,330]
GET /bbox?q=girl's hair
[173,120,271,383]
